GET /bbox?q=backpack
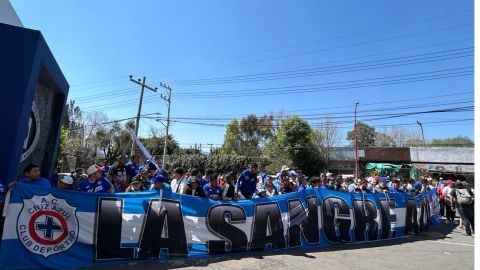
[456,188,474,205]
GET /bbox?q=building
[327,146,474,181]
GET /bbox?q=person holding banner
[77,164,115,193]
[199,168,214,188]
[108,155,129,192]
[236,163,259,199]
[204,177,222,200]
[296,175,310,192]
[388,179,405,193]
[375,177,390,193]
[17,164,51,188]
[264,182,278,197]
[132,167,153,190]
[354,178,372,193]
[185,176,207,198]
[276,165,290,183]
[125,180,146,192]
[171,167,188,194]
[56,175,75,190]
[150,175,171,191]
[221,173,240,200]
[126,155,141,181]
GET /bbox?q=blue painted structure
[0,22,69,184]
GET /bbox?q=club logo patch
[17,194,78,257]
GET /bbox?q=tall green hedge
[166,154,268,175]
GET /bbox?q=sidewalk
[92,219,474,270]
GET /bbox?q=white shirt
[171,178,187,193]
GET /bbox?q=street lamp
[417,120,426,146]
[354,102,359,178]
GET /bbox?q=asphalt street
[90,220,474,270]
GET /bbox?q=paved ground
[93,220,474,270]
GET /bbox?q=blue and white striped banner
[0,183,439,269]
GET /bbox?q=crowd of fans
[6,154,474,236]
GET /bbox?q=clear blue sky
[11,0,474,151]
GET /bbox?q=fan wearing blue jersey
[236,163,259,199]
[199,168,214,188]
[77,164,115,193]
[18,164,51,188]
[126,154,141,181]
[204,177,222,200]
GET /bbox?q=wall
[0,0,22,27]
[410,147,474,164]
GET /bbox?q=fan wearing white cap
[77,164,115,193]
[276,165,290,182]
[56,175,75,190]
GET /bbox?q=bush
[166,154,268,175]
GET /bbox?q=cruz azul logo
[17,194,78,257]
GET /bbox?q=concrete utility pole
[354,102,360,178]
[129,76,157,156]
[417,120,426,146]
[159,82,172,169]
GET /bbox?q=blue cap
[289,171,298,177]
[413,181,422,189]
[152,175,166,183]
[379,177,389,182]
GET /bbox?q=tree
[380,126,422,147]
[220,114,274,156]
[103,120,134,163]
[375,132,394,146]
[347,122,376,147]
[58,100,87,170]
[430,136,474,147]
[265,116,321,175]
[314,119,342,172]
[63,100,83,138]
[221,119,241,155]
[142,134,180,156]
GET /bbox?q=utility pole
[129,76,157,157]
[354,102,360,178]
[159,82,172,169]
[207,143,214,154]
[417,120,426,146]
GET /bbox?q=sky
[11,0,474,152]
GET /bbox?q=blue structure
[0,23,69,184]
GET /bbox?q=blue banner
[0,183,440,269]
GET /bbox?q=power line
[69,38,472,99]
[212,23,473,69]
[175,67,473,98]
[171,47,473,86]
[81,66,473,111]
[147,106,473,128]
[157,99,473,122]
[165,91,473,119]
[75,47,473,104]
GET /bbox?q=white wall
[0,0,23,27]
[410,147,474,163]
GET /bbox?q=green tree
[265,116,321,175]
[347,122,377,147]
[57,127,68,163]
[141,134,180,156]
[221,119,241,154]
[430,136,474,147]
[221,115,273,156]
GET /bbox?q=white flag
[126,127,153,161]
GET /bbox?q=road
[93,221,474,270]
